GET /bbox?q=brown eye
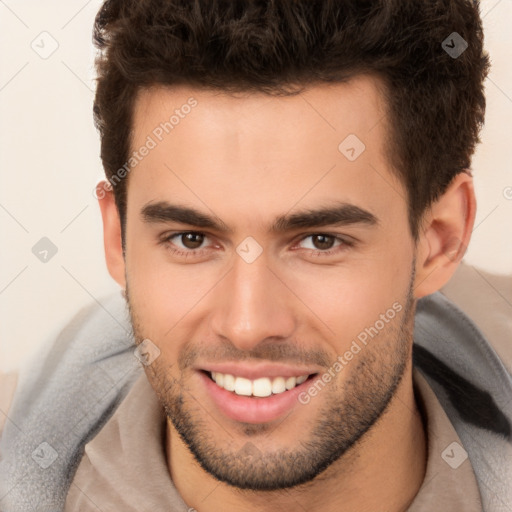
[180,232,205,249]
[311,234,336,250]
[295,233,352,256]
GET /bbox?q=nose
[210,251,296,352]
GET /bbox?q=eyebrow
[141,201,378,234]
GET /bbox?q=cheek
[125,242,220,340]
[280,247,412,344]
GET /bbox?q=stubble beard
[126,273,416,491]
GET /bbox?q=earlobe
[96,181,126,288]
[414,172,476,298]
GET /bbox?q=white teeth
[285,377,297,390]
[234,377,252,396]
[271,377,286,394]
[223,373,235,391]
[214,372,224,387]
[210,372,310,396]
[252,378,272,397]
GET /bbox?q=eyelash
[159,231,355,259]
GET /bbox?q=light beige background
[0,0,511,372]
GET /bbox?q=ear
[414,172,476,298]
[96,181,126,288]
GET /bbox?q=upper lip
[197,362,320,380]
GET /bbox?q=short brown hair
[93,0,490,240]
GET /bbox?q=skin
[98,75,476,512]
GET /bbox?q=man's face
[123,76,417,490]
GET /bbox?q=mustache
[177,341,333,371]
[125,288,333,370]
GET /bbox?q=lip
[197,362,320,380]
[198,370,316,424]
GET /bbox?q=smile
[210,371,310,397]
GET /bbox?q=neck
[167,361,426,512]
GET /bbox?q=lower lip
[199,372,313,424]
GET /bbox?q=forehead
[127,76,406,232]
[132,75,388,150]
